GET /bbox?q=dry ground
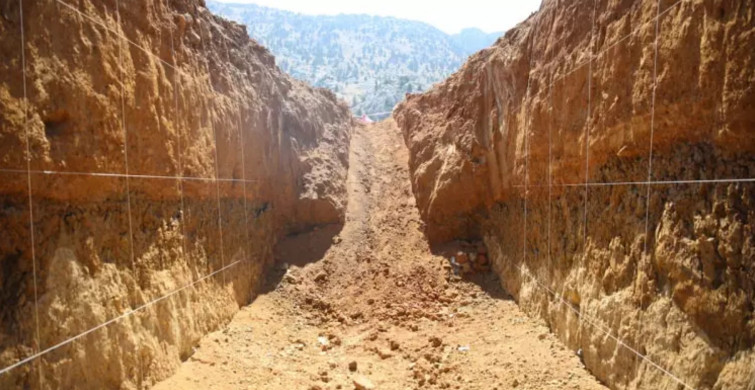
[154,120,607,390]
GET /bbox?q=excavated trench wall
[0,0,351,388]
[395,0,754,389]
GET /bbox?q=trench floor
[154,121,607,390]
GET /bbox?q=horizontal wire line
[512,177,755,189]
[9,169,751,188]
[0,259,246,377]
[0,168,260,183]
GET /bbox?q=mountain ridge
[207,1,502,117]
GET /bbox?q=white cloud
[212,0,542,34]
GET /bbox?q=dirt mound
[394,0,754,389]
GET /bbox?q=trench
[153,120,608,390]
[1,1,753,389]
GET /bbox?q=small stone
[353,375,375,390]
[314,273,328,283]
[348,361,358,372]
[456,251,469,264]
[512,378,519,388]
[429,336,442,348]
[389,340,400,351]
[376,348,394,359]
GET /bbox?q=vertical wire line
[643,0,662,255]
[115,0,137,274]
[170,28,190,281]
[199,26,227,285]
[18,0,43,385]
[227,42,256,298]
[583,0,597,262]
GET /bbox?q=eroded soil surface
[154,121,607,390]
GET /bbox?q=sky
[213,0,543,34]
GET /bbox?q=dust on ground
[154,120,607,390]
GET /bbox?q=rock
[284,274,299,284]
[314,272,328,283]
[353,376,375,390]
[348,361,358,372]
[455,251,469,264]
[429,336,442,348]
[375,348,394,359]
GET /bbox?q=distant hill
[207,1,502,118]
[451,28,503,54]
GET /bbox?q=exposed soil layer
[394,0,754,389]
[0,0,351,388]
[155,121,608,390]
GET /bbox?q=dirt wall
[0,0,351,388]
[395,0,754,389]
